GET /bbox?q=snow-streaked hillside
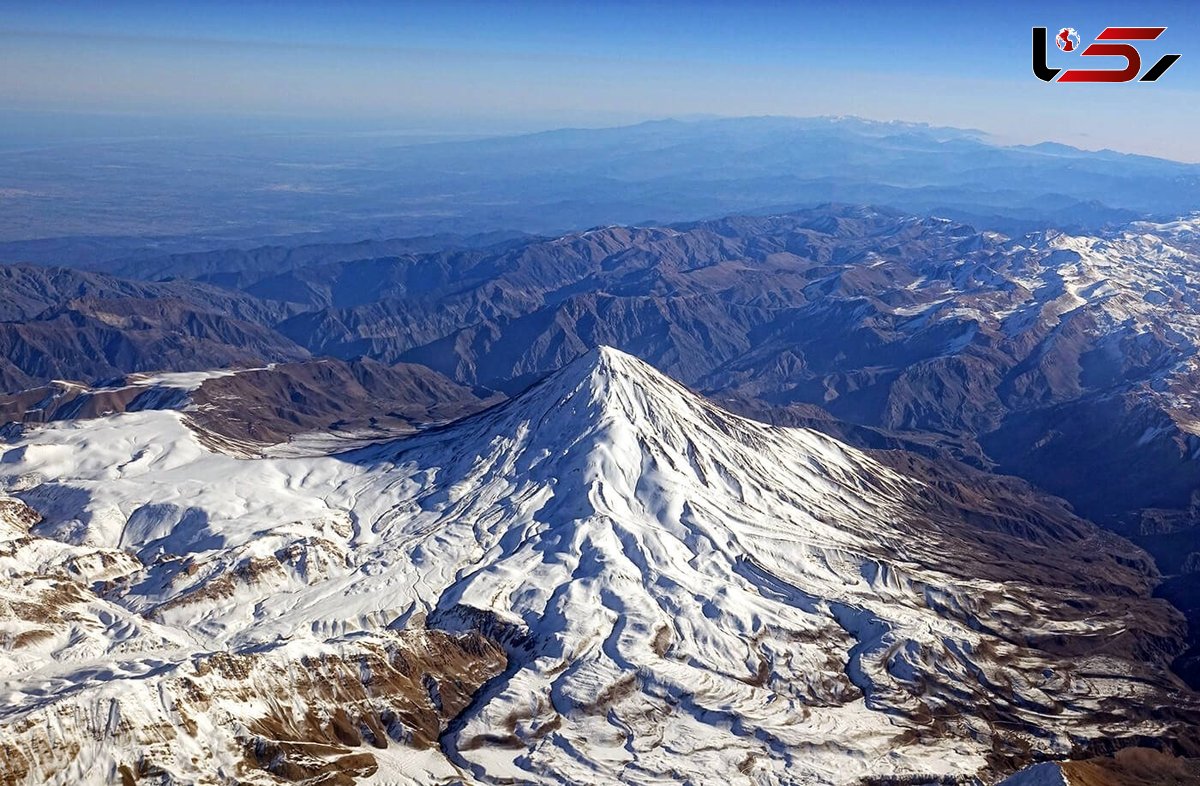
[0,348,1193,784]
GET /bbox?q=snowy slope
[0,348,1192,784]
[999,763,1070,786]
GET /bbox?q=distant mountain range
[2,116,1199,261]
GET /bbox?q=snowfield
[0,348,1192,784]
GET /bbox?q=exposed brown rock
[187,357,500,444]
[1,630,505,786]
[1061,748,1200,786]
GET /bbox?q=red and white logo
[1033,26,1181,83]
[1056,28,1080,52]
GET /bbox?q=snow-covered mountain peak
[478,343,714,424]
[357,345,906,594]
[388,343,876,492]
[503,343,675,423]
[565,343,660,396]
[0,349,1194,784]
[328,347,1190,782]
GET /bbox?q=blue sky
[1,0,1197,160]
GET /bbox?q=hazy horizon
[1,0,1197,161]
[2,108,1197,165]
